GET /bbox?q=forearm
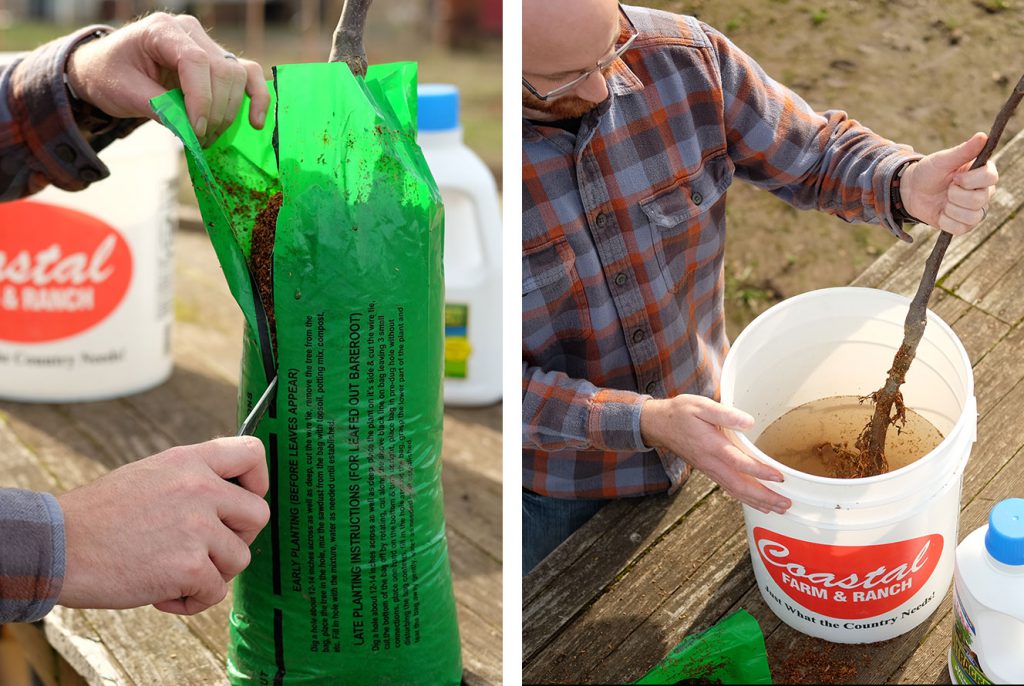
[0,489,65,624]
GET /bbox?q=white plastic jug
[720,287,976,643]
[949,498,1024,684]
[417,84,502,407]
[0,121,179,401]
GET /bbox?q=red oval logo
[754,527,943,619]
[0,200,132,343]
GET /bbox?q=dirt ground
[650,0,1024,338]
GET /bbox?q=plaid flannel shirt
[0,489,65,623]
[0,27,140,623]
[522,6,920,499]
[0,25,140,200]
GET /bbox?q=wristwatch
[62,28,127,143]
[890,160,920,227]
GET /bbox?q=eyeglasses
[522,4,638,102]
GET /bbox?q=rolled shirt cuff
[586,388,652,452]
[586,391,693,492]
[876,150,925,242]
[7,24,143,193]
[0,489,65,624]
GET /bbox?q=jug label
[951,586,992,684]
[444,303,470,378]
[754,528,943,619]
[0,200,132,343]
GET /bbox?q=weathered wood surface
[522,129,1024,685]
[0,227,502,685]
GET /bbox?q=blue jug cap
[418,84,460,132]
[985,498,1024,565]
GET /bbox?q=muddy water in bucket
[756,395,944,478]
[720,287,976,644]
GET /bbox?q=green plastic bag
[633,610,772,685]
[152,61,461,685]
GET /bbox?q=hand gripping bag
[152,61,462,685]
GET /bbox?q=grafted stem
[329,0,373,76]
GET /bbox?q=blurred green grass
[0,20,77,49]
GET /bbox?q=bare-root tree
[848,74,1024,478]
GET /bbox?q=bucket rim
[721,286,975,487]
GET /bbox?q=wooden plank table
[0,224,503,685]
[522,129,1024,685]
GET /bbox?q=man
[522,0,999,574]
[1,14,272,623]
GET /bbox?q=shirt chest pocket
[522,237,593,345]
[639,154,731,294]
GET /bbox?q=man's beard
[522,88,601,120]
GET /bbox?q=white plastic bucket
[0,121,179,402]
[720,287,976,643]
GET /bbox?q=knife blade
[237,375,279,436]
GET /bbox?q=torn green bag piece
[633,610,772,685]
[151,61,461,685]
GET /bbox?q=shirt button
[55,143,76,163]
[614,272,628,287]
[645,381,658,394]
[79,167,101,182]
[692,191,703,206]
[632,329,645,343]
[595,212,608,228]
